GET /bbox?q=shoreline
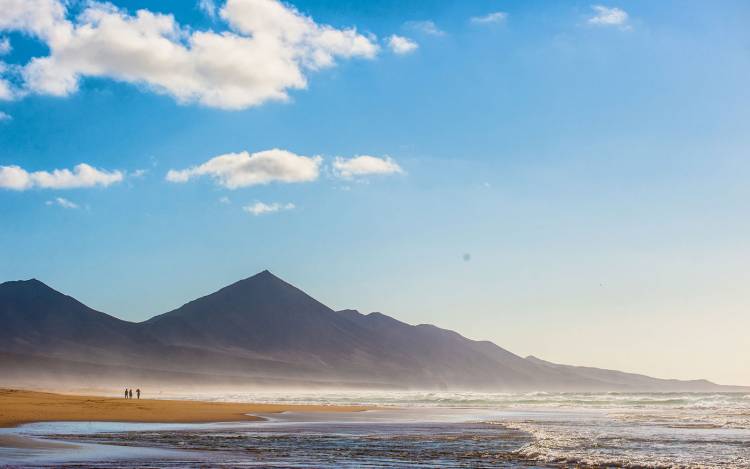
[0,388,370,429]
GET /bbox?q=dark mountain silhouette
[145,271,387,366]
[0,279,153,363]
[0,272,743,391]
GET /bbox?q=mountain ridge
[0,272,745,391]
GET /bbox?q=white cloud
[0,0,67,40]
[0,111,10,121]
[0,0,379,109]
[0,163,123,190]
[243,201,294,215]
[470,12,507,25]
[197,0,217,19]
[0,81,12,100]
[218,196,231,204]
[404,20,445,37]
[0,37,10,55]
[45,197,79,209]
[0,62,13,100]
[387,35,418,55]
[588,5,630,29]
[332,155,403,179]
[129,168,147,178]
[166,148,321,189]
[0,165,30,190]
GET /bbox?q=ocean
[2,391,749,468]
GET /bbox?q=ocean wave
[158,390,750,467]
[486,414,750,469]
[175,390,750,417]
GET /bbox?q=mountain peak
[0,277,118,323]
[0,278,56,294]
[237,269,281,283]
[147,269,332,328]
[2,278,41,285]
[224,269,292,292]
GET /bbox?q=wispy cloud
[243,201,295,216]
[166,149,321,189]
[0,111,10,121]
[46,197,79,209]
[333,155,403,179]
[588,5,630,30]
[219,196,231,204]
[0,78,11,100]
[387,35,418,55]
[0,37,10,55]
[470,12,507,25]
[404,20,445,37]
[197,0,217,19]
[0,163,124,191]
[0,0,379,109]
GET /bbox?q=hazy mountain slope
[337,310,557,389]
[335,310,669,391]
[524,355,746,391]
[0,351,396,391]
[0,273,742,391]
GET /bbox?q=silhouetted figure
[124,388,128,399]
[129,389,133,399]
[136,389,140,399]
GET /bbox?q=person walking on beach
[128,389,133,399]
[136,389,140,399]
[124,388,129,399]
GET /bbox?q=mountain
[0,279,154,363]
[523,356,725,391]
[145,271,386,367]
[143,271,535,387]
[0,272,743,391]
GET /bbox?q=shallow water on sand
[3,392,750,468]
[4,410,537,468]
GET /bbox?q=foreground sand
[0,388,368,428]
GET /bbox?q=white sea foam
[160,390,750,468]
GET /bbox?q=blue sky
[1,0,749,384]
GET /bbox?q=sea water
[4,391,750,468]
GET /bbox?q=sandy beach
[0,388,368,429]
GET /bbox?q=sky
[1,0,749,385]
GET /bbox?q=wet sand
[0,388,369,429]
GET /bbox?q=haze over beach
[1,0,749,467]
